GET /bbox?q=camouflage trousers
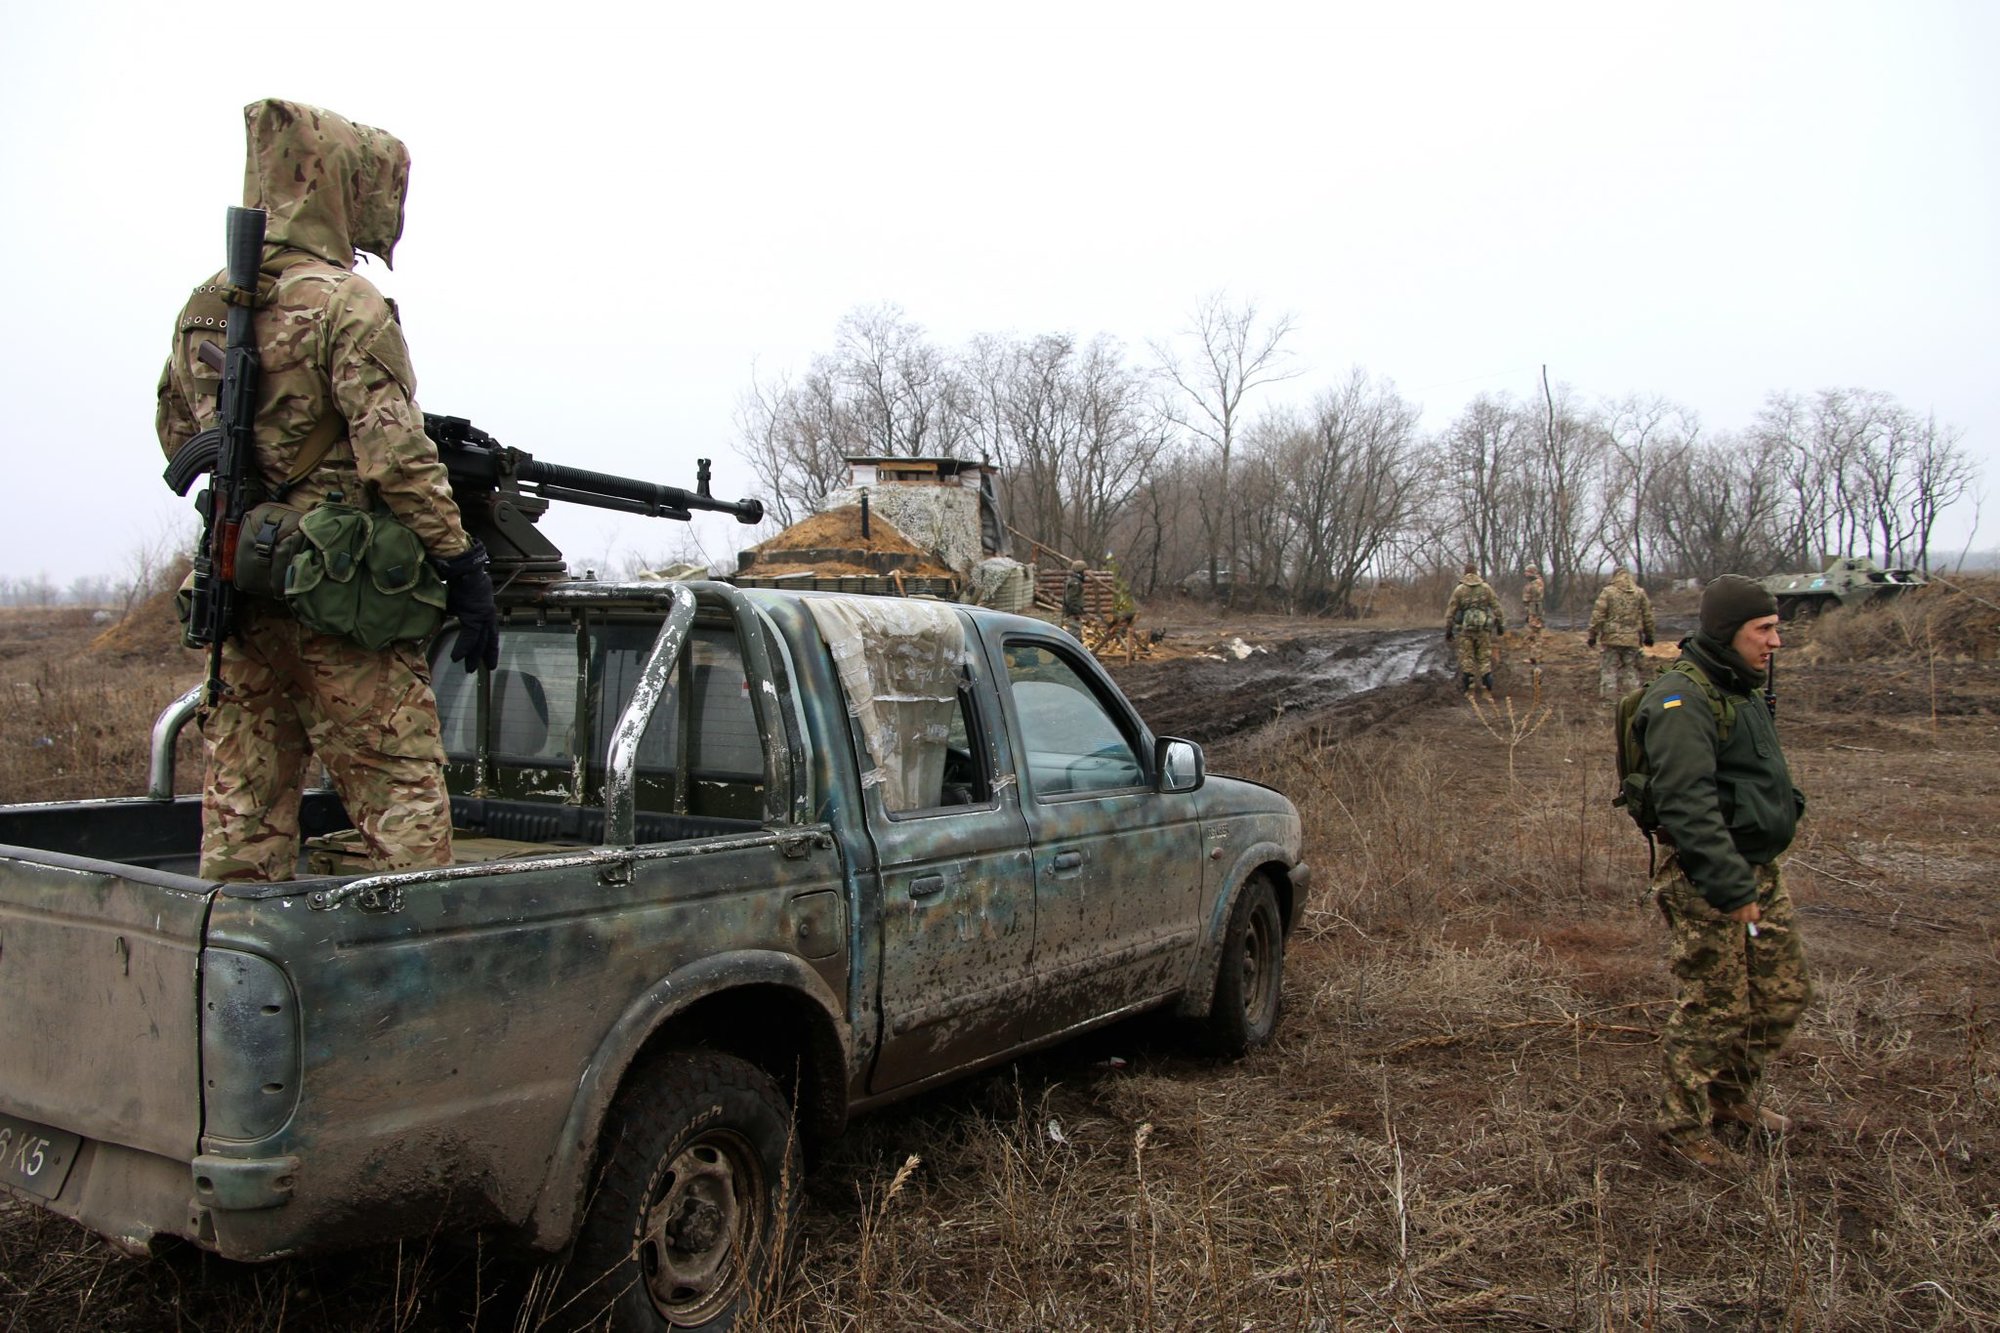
[1653,858,1811,1143]
[1598,645,1645,698]
[1455,630,1496,682]
[198,605,454,882]
[1520,619,1544,665]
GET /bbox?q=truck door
[865,658,1036,1092]
[998,637,1202,1039]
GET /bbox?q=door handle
[1051,851,1084,873]
[910,874,945,898]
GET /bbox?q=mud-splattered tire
[1199,875,1285,1057]
[563,1051,801,1332]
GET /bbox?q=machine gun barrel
[514,457,763,524]
[424,414,763,526]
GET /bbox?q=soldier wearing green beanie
[1632,573,1810,1171]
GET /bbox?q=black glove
[434,539,500,673]
[1586,634,1598,649]
[1444,627,1455,642]
[1642,633,1655,647]
[1496,626,1506,637]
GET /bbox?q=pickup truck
[0,579,1307,1332]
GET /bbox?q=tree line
[736,298,1979,614]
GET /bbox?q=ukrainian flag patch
[1662,695,1684,709]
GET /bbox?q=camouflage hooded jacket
[156,99,470,558]
[1588,572,1655,648]
[1444,575,1504,634]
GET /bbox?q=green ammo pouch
[284,501,449,649]
[232,500,309,598]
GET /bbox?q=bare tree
[1151,293,1300,604]
[1258,370,1422,615]
[1644,431,1790,580]
[1904,412,1976,573]
[1526,378,1611,610]
[836,305,974,459]
[1430,393,1532,580]
[1602,392,1699,586]
[734,366,852,530]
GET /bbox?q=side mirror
[1155,737,1205,794]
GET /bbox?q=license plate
[0,1111,81,1201]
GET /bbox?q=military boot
[1460,672,1475,699]
[1480,671,1496,703]
[1657,1131,1743,1176]
[1713,1102,1794,1135]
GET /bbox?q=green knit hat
[1700,574,1779,639]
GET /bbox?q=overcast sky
[3,0,1994,588]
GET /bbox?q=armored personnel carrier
[1761,556,1926,619]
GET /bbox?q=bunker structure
[732,457,1037,611]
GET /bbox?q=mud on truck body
[0,559,1307,1329]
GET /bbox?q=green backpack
[1612,659,1733,836]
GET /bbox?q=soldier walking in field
[1632,575,1809,1171]
[157,99,500,882]
[1444,562,1505,701]
[1519,565,1546,677]
[1587,566,1655,699]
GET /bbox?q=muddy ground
[3,589,1998,1329]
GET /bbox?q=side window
[1003,642,1144,797]
[891,677,992,816]
[438,619,764,818]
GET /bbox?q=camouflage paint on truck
[0,580,1307,1331]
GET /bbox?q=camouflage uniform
[1519,570,1545,665]
[1062,562,1088,639]
[1588,569,1656,698]
[1444,572,1504,696]
[1636,628,1809,1150]
[157,100,471,882]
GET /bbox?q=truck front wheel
[1198,874,1286,1056]
[565,1050,801,1332]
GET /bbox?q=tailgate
[0,852,211,1160]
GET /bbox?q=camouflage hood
[242,99,409,270]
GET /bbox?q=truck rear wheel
[565,1050,800,1332]
[1198,874,1285,1056]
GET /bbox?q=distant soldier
[1587,566,1656,699]
[1062,559,1088,639]
[1444,562,1505,701]
[1519,565,1546,670]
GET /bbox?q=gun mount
[166,413,765,593]
[424,415,763,588]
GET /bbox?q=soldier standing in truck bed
[156,99,500,882]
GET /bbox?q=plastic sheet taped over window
[807,597,965,812]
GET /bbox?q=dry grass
[2,600,1997,1330]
